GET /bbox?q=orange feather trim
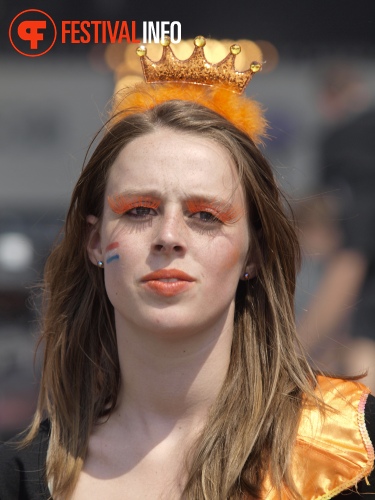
[110,82,268,145]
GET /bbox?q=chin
[141,313,205,338]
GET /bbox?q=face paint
[105,242,120,264]
[186,198,243,225]
[108,193,161,215]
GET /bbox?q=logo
[9,9,57,57]
[8,12,182,57]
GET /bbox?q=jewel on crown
[136,35,262,95]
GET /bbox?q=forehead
[106,129,244,202]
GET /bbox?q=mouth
[140,269,195,297]
[141,269,195,282]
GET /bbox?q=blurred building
[0,58,112,438]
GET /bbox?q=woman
[0,37,374,499]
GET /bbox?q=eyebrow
[108,189,162,199]
[107,190,237,208]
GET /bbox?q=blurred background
[1,1,375,439]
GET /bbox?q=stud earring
[243,272,250,280]
[97,261,104,268]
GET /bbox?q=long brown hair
[26,98,317,499]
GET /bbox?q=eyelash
[190,210,222,223]
[126,206,158,218]
[186,201,234,224]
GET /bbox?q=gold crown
[136,36,262,95]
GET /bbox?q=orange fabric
[110,82,268,145]
[262,376,374,499]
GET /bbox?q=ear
[240,261,257,280]
[245,262,257,279]
[86,215,103,266]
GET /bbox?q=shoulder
[296,377,375,498]
[0,420,50,500]
[334,393,375,498]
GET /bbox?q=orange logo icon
[9,9,57,57]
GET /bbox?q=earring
[97,261,104,268]
[243,272,250,280]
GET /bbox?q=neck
[113,308,234,431]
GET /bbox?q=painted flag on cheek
[105,242,120,264]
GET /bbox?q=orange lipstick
[141,269,195,297]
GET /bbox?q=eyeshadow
[108,194,161,215]
[186,198,242,224]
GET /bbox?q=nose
[151,210,187,256]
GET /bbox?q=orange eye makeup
[107,193,244,225]
[186,199,243,224]
[108,194,161,215]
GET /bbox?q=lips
[141,269,195,297]
[141,269,195,282]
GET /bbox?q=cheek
[220,246,243,272]
[103,240,132,304]
[103,232,143,281]
[213,229,250,274]
[204,238,248,278]
[102,222,139,266]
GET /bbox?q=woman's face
[88,128,253,338]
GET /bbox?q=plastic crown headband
[136,35,262,94]
[111,36,267,144]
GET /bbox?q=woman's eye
[192,211,220,223]
[127,206,156,217]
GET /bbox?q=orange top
[262,376,374,499]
